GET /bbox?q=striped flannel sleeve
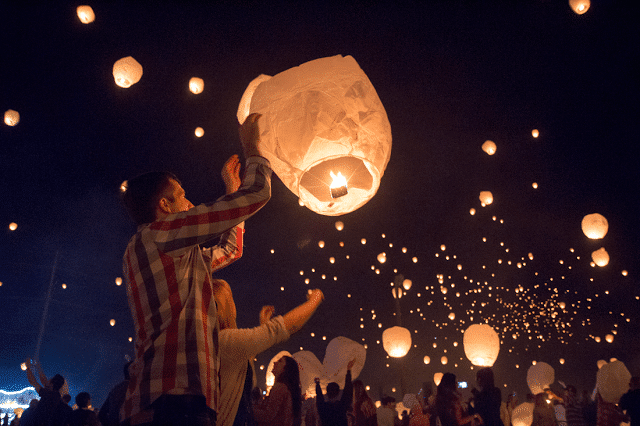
[203,222,245,272]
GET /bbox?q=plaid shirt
[121,157,272,422]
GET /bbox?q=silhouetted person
[315,359,356,426]
[470,368,503,426]
[69,392,100,426]
[620,377,640,426]
[99,361,132,426]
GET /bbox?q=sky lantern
[195,127,204,137]
[109,319,116,326]
[448,312,455,321]
[377,253,387,263]
[531,129,539,138]
[189,77,204,94]
[113,56,143,88]
[526,362,554,395]
[596,360,631,403]
[382,326,412,358]
[318,240,325,248]
[9,222,18,231]
[402,279,412,290]
[21,362,27,371]
[591,247,609,267]
[482,140,496,155]
[4,109,20,126]
[335,221,344,231]
[434,372,443,386]
[441,356,448,365]
[581,213,608,239]
[115,277,122,286]
[479,191,493,206]
[605,334,614,343]
[569,0,590,15]
[236,55,392,216]
[463,324,500,367]
[512,402,534,426]
[76,6,95,24]
[423,356,430,364]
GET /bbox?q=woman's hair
[353,379,368,403]
[435,372,458,415]
[476,367,495,389]
[275,356,302,425]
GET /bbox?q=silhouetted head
[476,367,495,389]
[326,382,340,399]
[121,171,180,225]
[49,374,65,392]
[75,392,91,409]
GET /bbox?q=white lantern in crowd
[569,0,590,15]
[596,360,631,403]
[512,402,535,426]
[591,247,609,267]
[382,326,412,358]
[482,140,496,155]
[76,6,95,24]
[4,109,20,126]
[581,213,608,239]
[113,56,143,88]
[527,362,554,395]
[434,372,443,386]
[463,324,500,367]
[479,191,493,206]
[237,55,392,216]
[323,336,366,387]
[189,77,204,94]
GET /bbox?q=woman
[253,356,302,426]
[352,379,377,426]
[470,368,503,426]
[436,373,481,426]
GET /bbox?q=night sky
[1,1,639,410]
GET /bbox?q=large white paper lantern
[237,55,392,216]
[512,402,534,426]
[323,336,366,387]
[569,0,590,15]
[463,324,500,367]
[113,56,143,88]
[596,360,631,404]
[591,247,609,267]
[382,326,412,358]
[76,6,95,24]
[292,350,324,397]
[526,362,554,395]
[4,109,20,126]
[581,213,608,239]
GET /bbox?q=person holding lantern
[120,113,272,426]
[436,373,482,426]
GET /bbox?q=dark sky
[1,1,639,409]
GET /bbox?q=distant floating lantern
[605,334,614,343]
[377,253,387,264]
[113,56,143,88]
[4,109,20,126]
[622,270,628,276]
[558,302,566,310]
[61,283,67,289]
[482,140,497,155]
[318,240,325,248]
[591,247,610,267]
[463,324,500,367]
[581,213,608,239]
[479,191,493,206]
[531,129,539,138]
[569,0,590,15]
[195,127,204,137]
[532,182,538,189]
[382,326,412,358]
[470,208,476,215]
[9,222,18,231]
[21,362,27,371]
[237,55,392,216]
[424,356,430,364]
[335,221,344,231]
[448,312,455,321]
[110,319,116,326]
[120,181,128,193]
[115,277,123,286]
[189,77,204,94]
[402,279,412,290]
[527,362,554,395]
[559,358,565,365]
[434,372,443,386]
[441,356,448,365]
[440,244,446,251]
[76,6,95,24]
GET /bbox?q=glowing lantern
[596,360,631,403]
[377,253,387,263]
[463,324,500,367]
[9,222,18,231]
[76,6,95,24]
[424,356,430,364]
[61,283,67,289]
[189,77,204,94]
[21,362,27,371]
[382,326,412,358]
[448,312,455,321]
[531,129,539,138]
[559,358,565,365]
[470,208,476,215]
[120,181,128,193]
[526,362,554,395]
[482,140,496,155]
[194,127,204,138]
[113,56,143,88]
[4,109,20,126]
[591,247,609,267]
[434,372,443,386]
[115,277,123,286]
[266,351,293,388]
[318,240,325,248]
[479,191,493,206]
[605,334,614,343]
[402,279,412,290]
[335,221,344,231]
[110,319,116,326]
[569,0,590,15]
[581,213,608,239]
[512,402,534,426]
[441,356,448,365]
[237,55,392,216]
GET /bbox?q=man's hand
[307,289,324,305]
[222,154,242,194]
[238,113,263,158]
[259,305,275,325]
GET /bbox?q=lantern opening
[330,171,348,198]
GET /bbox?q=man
[619,377,640,426]
[69,392,100,426]
[315,359,356,426]
[98,361,132,426]
[120,113,272,425]
[377,396,398,426]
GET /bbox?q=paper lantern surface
[292,350,324,397]
[463,324,500,367]
[596,360,631,404]
[433,372,443,386]
[512,402,534,426]
[189,77,204,94]
[4,109,20,126]
[323,336,366,386]
[237,55,392,216]
[113,56,143,88]
[77,6,95,23]
[482,140,496,155]
[526,362,554,395]
[382,326,412,358]
[581,213,608,239]
[569,0,590,14]
[591,247,609,267]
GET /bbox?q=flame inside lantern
[330,171,348,198]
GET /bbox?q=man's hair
[121,171,179,225]
[50,374,65,392]
[75,391,91,408]
[326,382,340,399]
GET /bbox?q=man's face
[164,179,194,213]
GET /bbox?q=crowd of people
[6,114,639,426]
